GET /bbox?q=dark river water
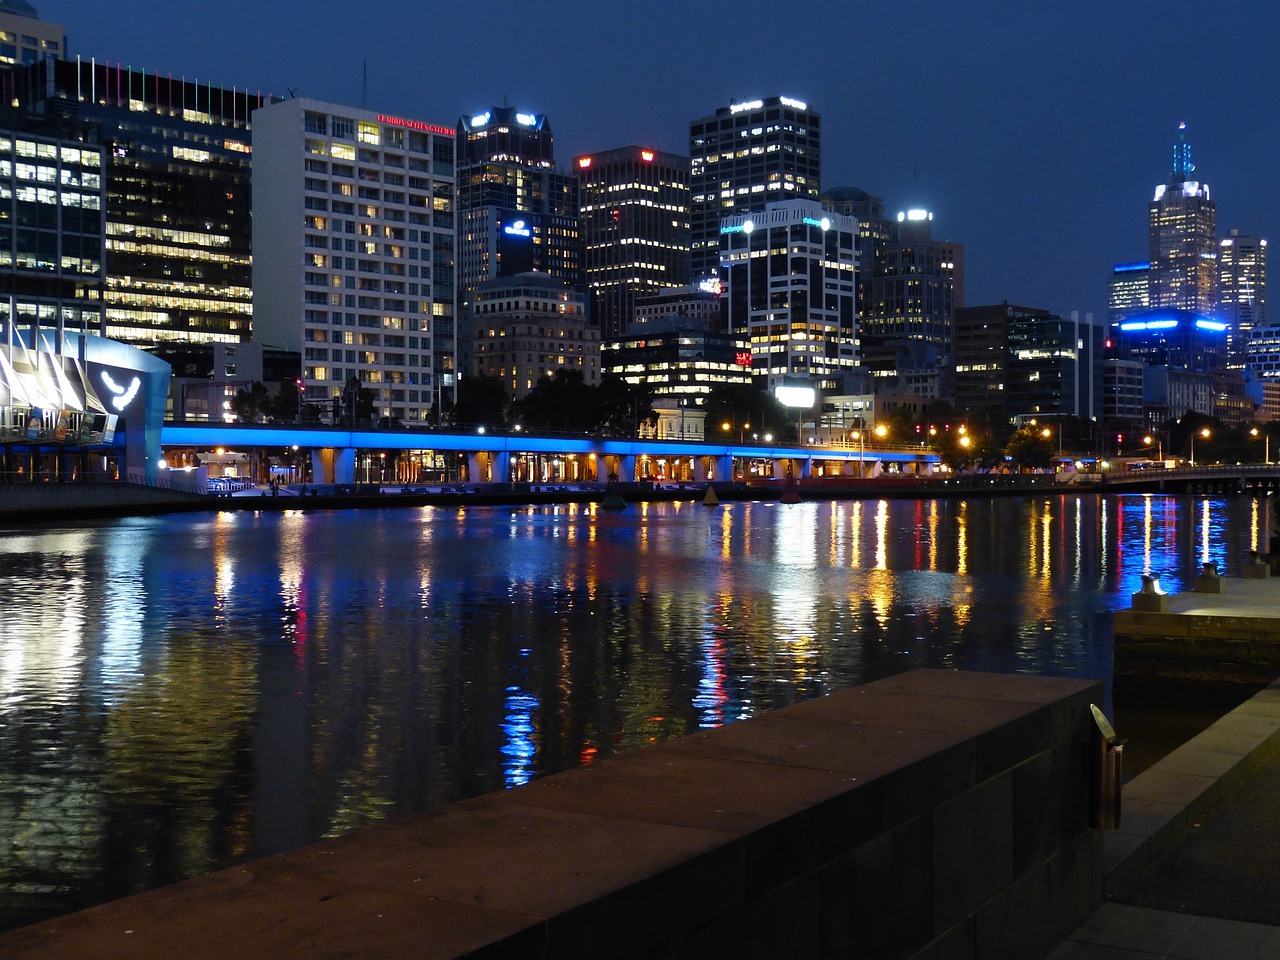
[1,492,1275,930]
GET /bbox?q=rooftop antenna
[1173,121,1194,182]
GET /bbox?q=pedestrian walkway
[1048,677,1280,959]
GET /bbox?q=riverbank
[0,473,1107,525]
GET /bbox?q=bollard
[1089,704,1125,830]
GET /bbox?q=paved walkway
[1048,676,1280,959]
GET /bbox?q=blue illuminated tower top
[1172,122,1195,183]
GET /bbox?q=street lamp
[1190,427,1210,466]
[1143,433,1162,462]
[1251,427,1271,464]
[851,429,865,478]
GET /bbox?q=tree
[230,382,270,423]
[451,375,509,430]
[338,375,377,426]
[267,379,303,423]
[511,369,598,433]
[595,373,655,437]
[702,384,787,440]
[1005,426,1056,472]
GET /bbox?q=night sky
[42,0,1279,323]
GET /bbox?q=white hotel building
[252,97,456,424]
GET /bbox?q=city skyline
[39,0,1280,324]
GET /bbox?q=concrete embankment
[0,481,206,523]
[0,669,1104,960]
[1114,576,1280,692]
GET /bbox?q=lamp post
[1143,433,1162,463]
[1190,426,1210,466]
[852,429,864,478]
[1251,427,1271,464]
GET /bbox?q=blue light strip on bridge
[160,424,938,465]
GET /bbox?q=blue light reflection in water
[0,493,1275,931]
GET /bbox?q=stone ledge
[0,669,1103,960]
[1103,677,1280,896]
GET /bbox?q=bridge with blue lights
[160,422,939,486]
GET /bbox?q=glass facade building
[2,59,265,347]
[1108,261,1150,326]
[0,120,105,339]
[1219,230,1267,366]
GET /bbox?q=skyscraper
[2,59,264,347]
[455,106,581,377]
[252,97,456,425]
[1108,262,1150,325]
[1219,229,1267,365]
[689,95,820,279]
[572,146,690,341]
[1148,123,1216,314]
[720,198,856,392]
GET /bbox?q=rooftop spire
[1172,121,1195,183]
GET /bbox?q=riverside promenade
[1052,575,1280,958]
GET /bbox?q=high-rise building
[471,273,596,398]
[1219,229,1267,365]
[2,59,264,347]
[1108,262,1150,325]
[572,145,689,341]
[252,97,456,425]
[720,198,856,392]
[689,95,820,279]
[1148,123,1216,314]
[455,107,581,376]
[859,207,963,359]
[0,117,105,339]
[0,1,63,67]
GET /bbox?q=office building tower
[252,97,456,424]
[456,107,580,367]
[1111,308,1227,373]
[0,118,105,338]
[472,273,596,398]
[821,186,891,320]
[602,313,750,400]
[1108,262,1150,325]
[0,1,62,67]
[2,59,264,347]
[1219,229,1267,364]
[1006,308,1102,423]
[720,198,856,392]
[859,207,963,359]
[1148,123,1216,314]
[573,145,690,341]
[633,281,724,331]
[689,95,820,279]
[954,304,1100,424]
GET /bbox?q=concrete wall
[0,669,1103,960]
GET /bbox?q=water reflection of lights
[501,664,539,788]
[874,500,889,570]
[692,626,729,729]
[956,501,968,576]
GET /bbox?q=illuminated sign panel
[503,219,532,238]
[640,149,655,162]
[577,156,592,169]
[469,111,491,127]
[1195,319,1228,332]
[735,350,752,367]
[729,99,764,114]
[779,96,807,110]
[774,385,816,408]
[377,114,455,137]
[515,113,536,126]
[802,216,831,230]
[1118,319,1178,332]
